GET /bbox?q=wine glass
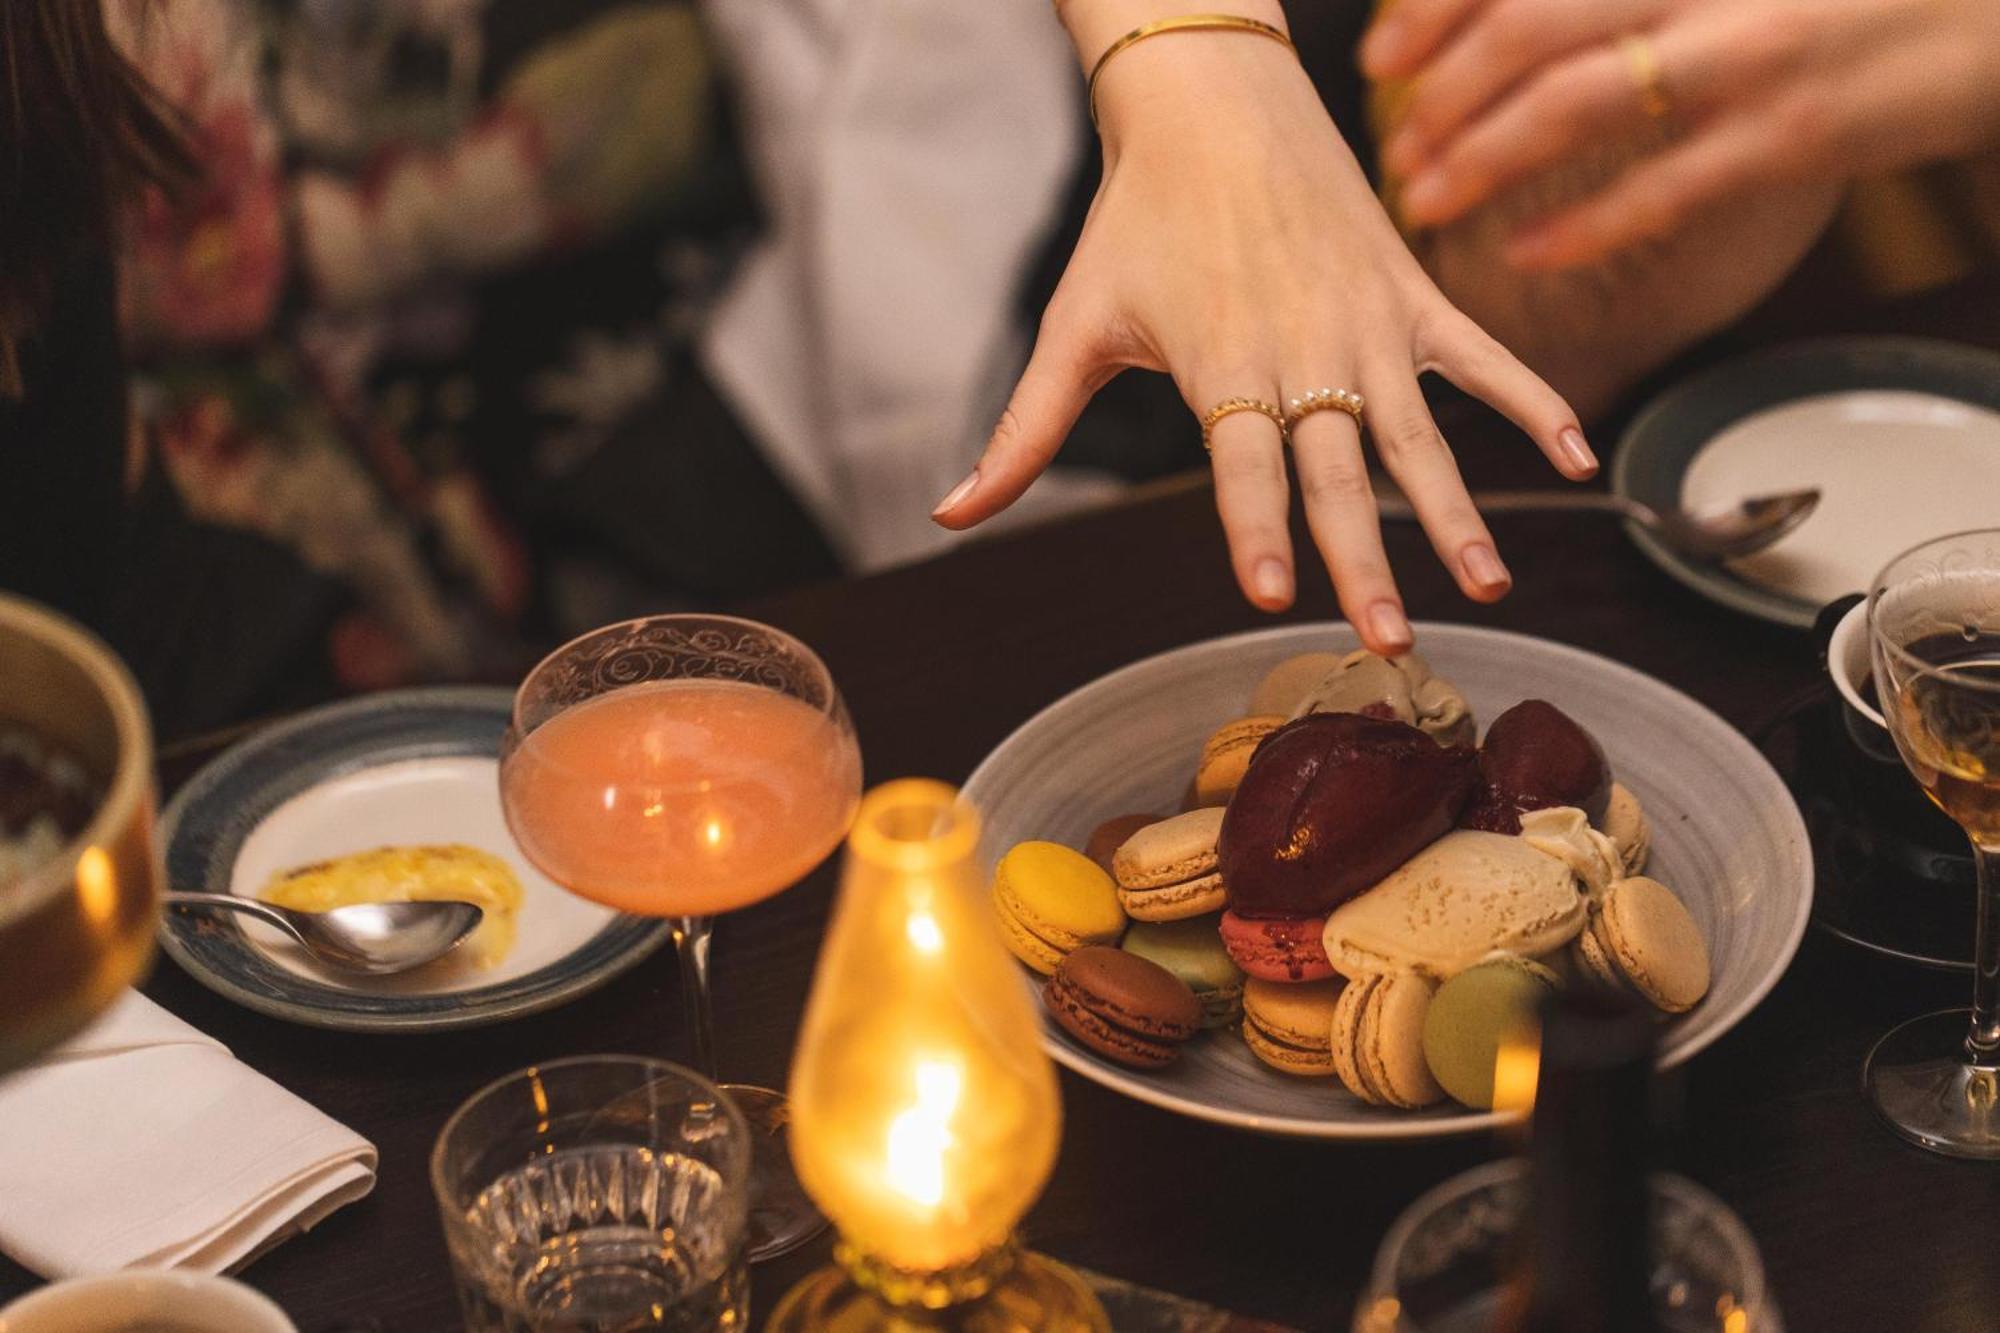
[1864,528,2000,1157]
[500,614,862,1257]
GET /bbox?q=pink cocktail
[500,615,861,1261]
[504,679,859,918]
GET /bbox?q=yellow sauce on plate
[260,844,524,968]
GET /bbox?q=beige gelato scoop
[1519,806,1625,898]
[1290,650,1475,747]
[1322,829,1587,981]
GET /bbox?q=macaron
[1241,976,1343,1076]
[1122,916,1246,1028]
[1044,945,1203,1069]
[1422,956,1562,1110]
[1112,808,1229,921]
[1322,830,1587,981]
[1084,812,1160,878]
[1220,909,1336,982]
[992,841,1126,976]
[1573,876,1710,1013]
[1249,652,1345,717]
[1600,781,1650,875]
[1193,715,1284,806]
[1330,973,1444,1109]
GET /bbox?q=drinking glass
[0,593,159,1075]
[1353,1160,1773,1333]
[433,1056,750,1331]
[500,614,862,1258]
[1863,528,2000,1157]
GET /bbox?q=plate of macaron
[962,623,1812,1139]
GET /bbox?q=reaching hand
[1367,0,2000,270]
[932,18,1594,655]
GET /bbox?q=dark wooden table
[9,279,2000,1331]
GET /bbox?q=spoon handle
[1377,489,1646,522]
[165,891,304,942]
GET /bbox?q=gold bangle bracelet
[1087,14,1296,128]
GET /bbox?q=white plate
[160,688,671,1031]
[1614,337,2000,627]
[1683,390,2000,608]
[963,624,1813,1139]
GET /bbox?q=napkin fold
[0,992,376,1278]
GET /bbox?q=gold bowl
[0,594,158,1072]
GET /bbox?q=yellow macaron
[1193,715,1285,806]
[992,841,1126,975]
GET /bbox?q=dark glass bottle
[1500,986,1661,1333]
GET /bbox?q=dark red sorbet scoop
[1218,713,1476,918]
[1460,699,1611,834]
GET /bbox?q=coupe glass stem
[671,914,718,1080]
[1969,845,2000,1066]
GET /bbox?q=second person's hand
[931,2,1596,656]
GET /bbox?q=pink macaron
[1219,910,1336,983]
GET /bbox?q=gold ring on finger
[1200,396,1287,453]
[1282,387,1366,435]
[1617,33,1672,121]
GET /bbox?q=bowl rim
[964,621,1814,1140]
[0,593,153,930]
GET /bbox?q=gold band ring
[1282,387,1366,433]
[1617,34,1672,121]
[1200,397,1286,452]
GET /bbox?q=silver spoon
[1376,486,1820,561]
[166,891,484,974]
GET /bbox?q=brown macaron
[1194,715,1285,806]
[1044,945,1204,1069]
[1083,812,1161,878]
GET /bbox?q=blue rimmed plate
[1615,336,2000,627]
[158,687,671,1032]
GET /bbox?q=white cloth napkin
[0,992,376,1278]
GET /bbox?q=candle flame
[885,1058,962,1207]
[906,910,944,955]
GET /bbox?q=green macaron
[1422,956,1562,1110]
[1121,916,1246,1028]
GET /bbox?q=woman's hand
[930,4,1595,655]
[1368,0,2000,270]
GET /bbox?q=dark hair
[1,0,189,394]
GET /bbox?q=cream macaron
[1329,972,1444,1109]
[1112,807,1229,922]
[1572,875,1710,1013]
[1323,830,1587,981]
[1600,781,1651,875]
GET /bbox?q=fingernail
[1368,602,1413,650]
[1462,543,1510,591]
[1360,20,1407,76]
[932,468,980,518]
[1253,559,1293,607]
[1401,171,1450,222]
[1558,427,1598,476]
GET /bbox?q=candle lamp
[769,779,1110,1331]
